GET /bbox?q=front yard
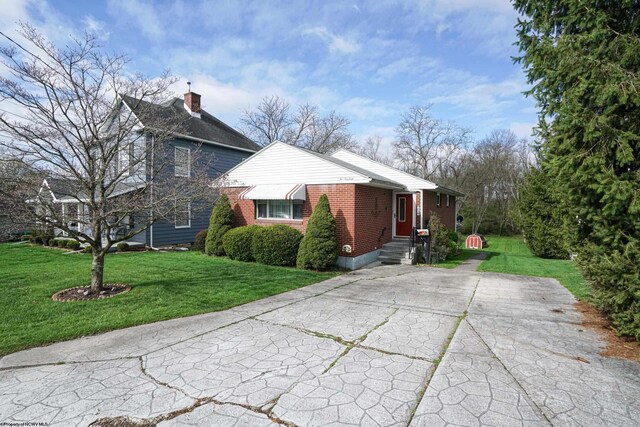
[432,235,590,300]
[0,243,338,356]
[477,235,590,300]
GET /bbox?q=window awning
[238,184,306,201]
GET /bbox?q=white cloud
[340,97,399,121]
[302,26,361,54]
[510,121,536,139]
[82,15,110,40]
[107,0,163,41]
[0,0,30,30]
[373,56,440,83]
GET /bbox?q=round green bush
[117,242,129,252]
[297,194,338,270]
[252,225,303,266]
[82,245,92,254]
[66,240,80,250]
[194,230,207,252]
[50,239,58,247]
[223,225,261,262]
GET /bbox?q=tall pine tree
[514,0,640,338]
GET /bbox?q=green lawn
[0,243,338,356]
[477,235,590,300]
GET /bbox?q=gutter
[169,131,258,154]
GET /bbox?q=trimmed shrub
[117,242,129,252]
[205,194,234,256]
[297,194,338,270]
[223,225,261,262]
[41,230,54,246]
[429,213,458,261]
[50,239,59,247]
[82,245,92,254]
[194,230,207,252]
[66,240,80,250]
[252,225,303,266]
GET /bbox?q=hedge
[223,225,260,262]
[252,225,303,266]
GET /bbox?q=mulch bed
[575,301,640,362]
[52,284,131,302]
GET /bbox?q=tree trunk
[90,250,105,292]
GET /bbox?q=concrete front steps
[378,238,415,265]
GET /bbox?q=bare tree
[459,130,531,234]
[241,95,356,153]
[393,105,472,181]
[0,24,215,293]
[357,135,394,165]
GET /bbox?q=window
[256,200,303,220]
[446,194,450,207]
[175,198,191,228]
[175,147,191,177]
[398,197,406,222]
[117,134,137,176]
[436,192,441,207]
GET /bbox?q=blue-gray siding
[151,138,251,246]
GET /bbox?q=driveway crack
[465,321,552,425]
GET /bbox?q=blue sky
[1,0,537,149]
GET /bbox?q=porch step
[378,255,414,265]
[378,238,415,265]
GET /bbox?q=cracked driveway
[1,265,639,426]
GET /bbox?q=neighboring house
[221,142,463,269]
[37,91,260,247]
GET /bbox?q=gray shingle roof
[122,95,260,152]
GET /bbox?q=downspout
[149,133,155,249]
[419,190,424,229]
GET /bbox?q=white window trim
[256,200,303,221]
[446,194,450,207]
[436,192,441,207]
[175,147,191,177]
[175,199,191,229]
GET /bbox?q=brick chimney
[184,90,201,117]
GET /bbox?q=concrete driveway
[1,265,638,426]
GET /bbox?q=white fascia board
[115,96,145,132]
[39,178,58,202]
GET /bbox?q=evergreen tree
[516,167,568,259]
[297,194,338,270]
[514,1,640,338]
[205,194,234,256]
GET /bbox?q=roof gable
[121,95,260,153]
[224,142,402,188]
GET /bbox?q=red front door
[395,194,413,236]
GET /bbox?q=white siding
[331,150,438,191]
[225,142,371,186]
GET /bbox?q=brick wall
[423,190,456,229]
[353,185,393,256]
[224,183,393,258]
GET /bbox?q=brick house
[222,142,463,269]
